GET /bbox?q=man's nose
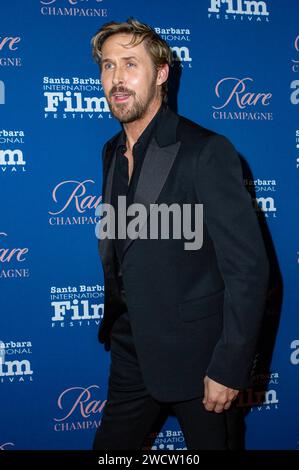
[112,66,125,86]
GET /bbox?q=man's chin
[110,107,140,124]
[109,104,128,121]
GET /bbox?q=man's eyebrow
[101,56,139,63]
[121,56,139,61]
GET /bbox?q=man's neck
[123,98,162,153]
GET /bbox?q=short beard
[111,96,147,124]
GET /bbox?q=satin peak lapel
[121,136,181,261]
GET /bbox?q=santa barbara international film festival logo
[43,76,113,120]
[0,339,33,384]
[154,26,192,69]
[0,34,22,68]
[244,178,277,219]
[48,179,101,226]
[237,370,279,413]
[0,130,26,174]
[0,232,30,280]
[53,385,106,432]
[207,0,270,22]
[40,0,108,18]
[50,283,104,329]
[143,430,187,451]
[212,77,273,121]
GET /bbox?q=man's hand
[202,375,239,413]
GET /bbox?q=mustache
[109,86,135,97]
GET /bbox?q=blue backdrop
[1,0,298,450]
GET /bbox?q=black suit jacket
[97,105,269,402]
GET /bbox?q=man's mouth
[112,93,132,103]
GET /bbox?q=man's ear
[156,64,169,86]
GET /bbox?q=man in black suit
[92,18,269,450]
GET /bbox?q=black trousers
[93,312,243,450]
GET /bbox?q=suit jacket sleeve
[194,134,269,389]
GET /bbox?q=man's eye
[104,63,113,70]
[127,62,136,68]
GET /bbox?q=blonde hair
[91,18,173,101]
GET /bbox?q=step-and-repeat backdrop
[1,0,298,450]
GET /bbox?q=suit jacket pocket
[178,288,224,322]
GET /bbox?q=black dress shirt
[111,103,164,263]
